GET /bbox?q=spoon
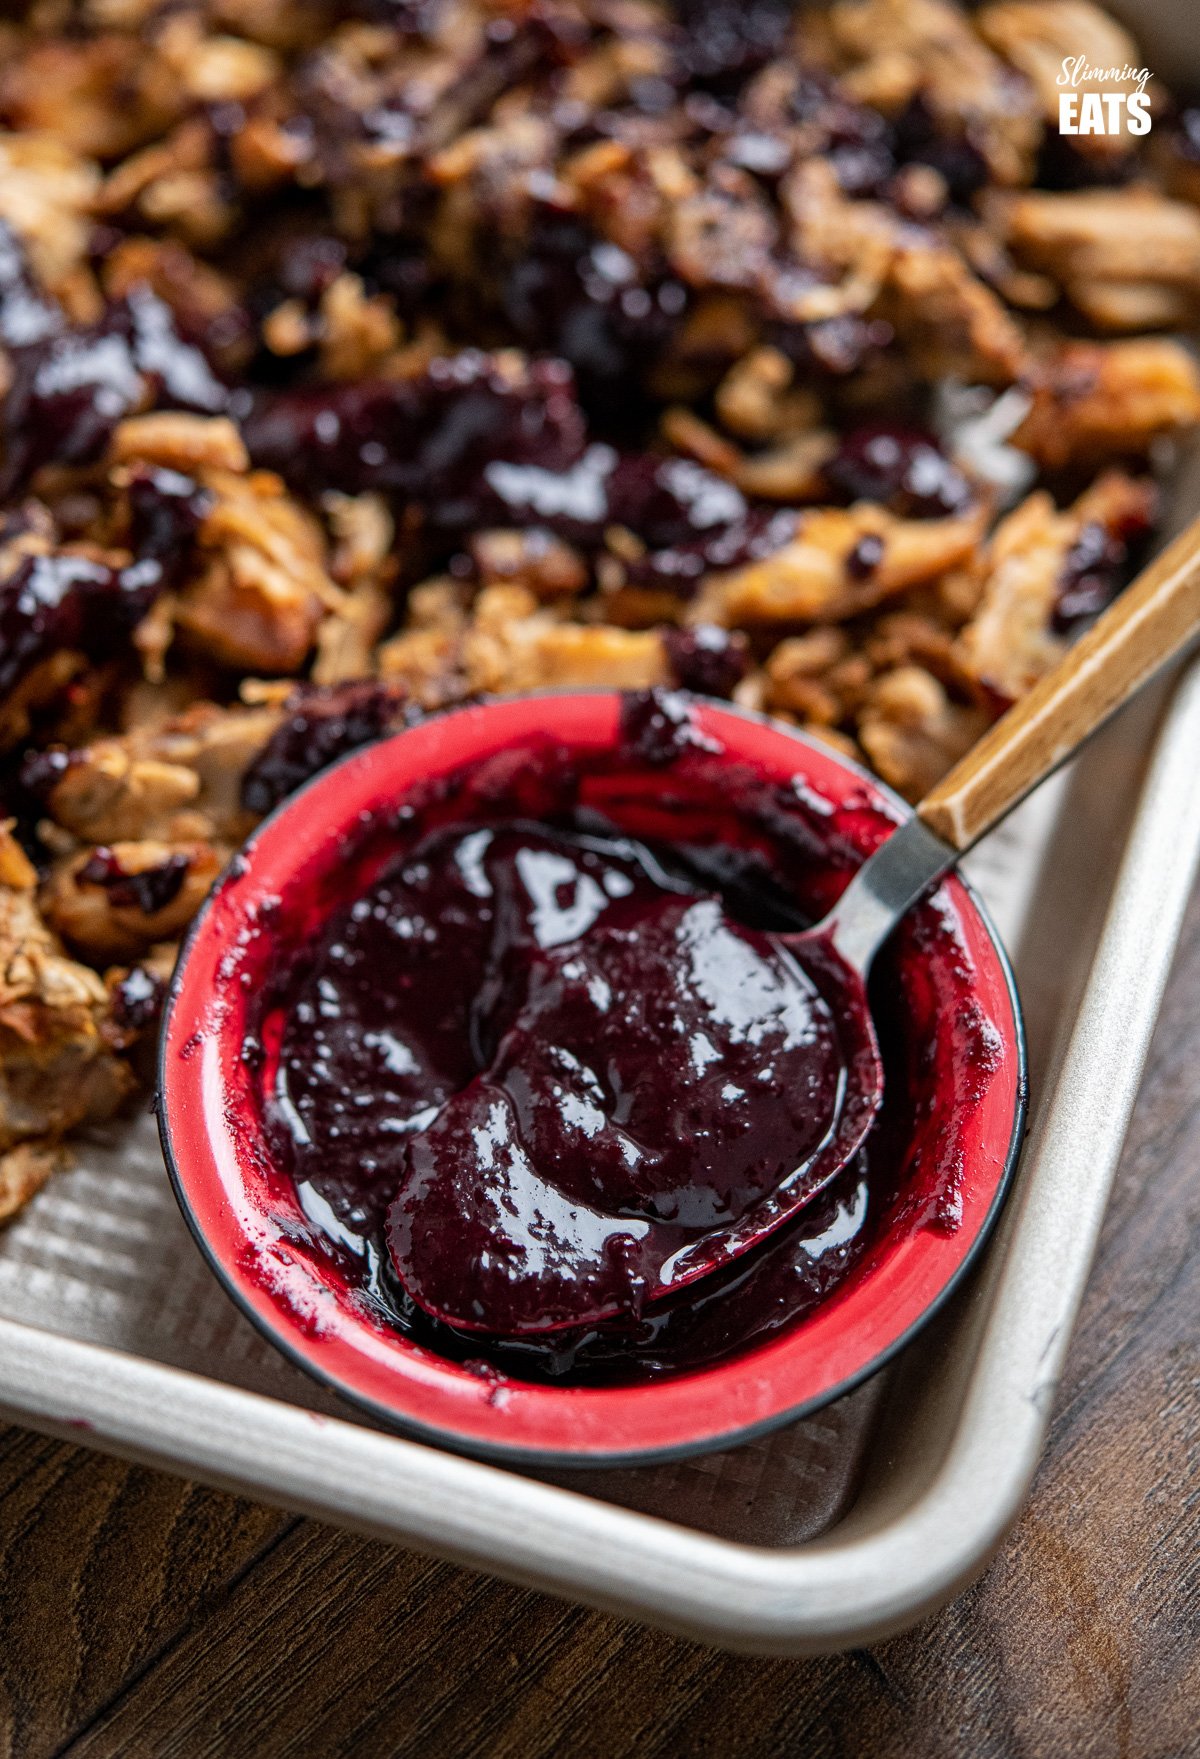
[653,507,1200,1297]
[398,509,1200,1336]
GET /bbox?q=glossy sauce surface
[255,695,1002,1383]
[273,818,848,1334]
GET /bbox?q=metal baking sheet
[0,644,1197,1652]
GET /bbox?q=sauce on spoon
[256,692,999,1375]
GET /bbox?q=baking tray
[0,632,1197,1653]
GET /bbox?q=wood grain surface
[1,893,1198,1759]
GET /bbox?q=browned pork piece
[996,188,1200,332]
[1012,340,1200,471]
[0,827,134,1219]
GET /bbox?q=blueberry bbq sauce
[245,692,1004,1386]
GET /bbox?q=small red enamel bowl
[159,693,1026,1468]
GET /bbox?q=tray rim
[0,652,1198,1655]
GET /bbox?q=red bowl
[159,693,1026,1466]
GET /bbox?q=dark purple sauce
[249,693,1002,1383]
[240,352,587,517]
[1053,518,1132,631]
[0,547,158,702]
[674,0,793,89]
[664,624,750,698]
[111,963,165,1033]
[242,359,798,591]
[77,846,189,914]
[0,284,227,497]
[472,446,797,593]
[0,462,182,724]
[824,425,973,520]
[240,679,421,817]
[0,240,216,710]
[279,820,846,1334]
[496,207,689,411]
[892,96,991,205]
[124,466,213,590]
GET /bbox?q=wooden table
[1,895,1197,1759]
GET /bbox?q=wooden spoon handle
[918,513,1200,852]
